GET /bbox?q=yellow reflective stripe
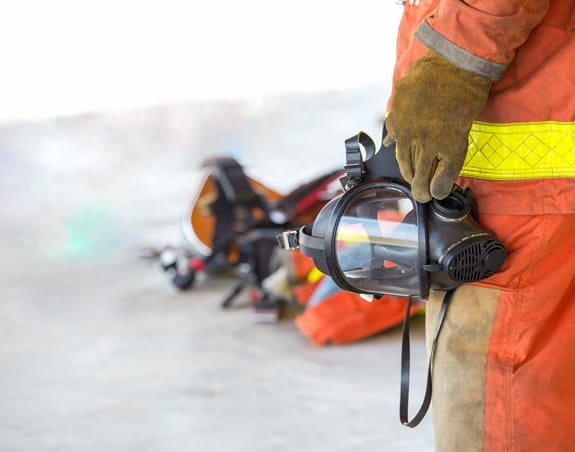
[462,121,575,180]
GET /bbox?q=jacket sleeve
[415,0,550,81]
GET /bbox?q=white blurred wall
[0,0,402,121]
[0,1,403,263]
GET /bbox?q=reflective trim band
[415,20,506,81]
[462,121,575,180]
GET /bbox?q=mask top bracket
[343,124,404,190]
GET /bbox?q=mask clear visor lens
[335,187,419,296]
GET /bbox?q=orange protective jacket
[394,0,575,122]
[392,1,575,450]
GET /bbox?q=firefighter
[384,1,575,450]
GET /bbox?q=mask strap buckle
[276,230,300,250]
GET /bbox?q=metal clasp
[276,230,300,250]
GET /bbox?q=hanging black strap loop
[399,289,455,427]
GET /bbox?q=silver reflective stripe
[415,20,507,81]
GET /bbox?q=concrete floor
[0,257,433,452]
[0,84,435,451]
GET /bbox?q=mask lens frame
[324,181,430,299]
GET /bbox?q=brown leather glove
[384,51,492,203]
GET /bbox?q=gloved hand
[384,51,492,203]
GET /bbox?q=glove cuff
[416,20,505,81]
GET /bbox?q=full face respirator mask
[278,124,506,427]
[279,126,506,300]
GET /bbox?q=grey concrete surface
[0,85,434,451]
[0,258,432,452]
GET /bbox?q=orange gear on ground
[296,291,422,346]
[292,280,322,306]
[290,251,316,281]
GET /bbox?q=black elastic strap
[399,289,455,427]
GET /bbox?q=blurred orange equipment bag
[294,278,422,346]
